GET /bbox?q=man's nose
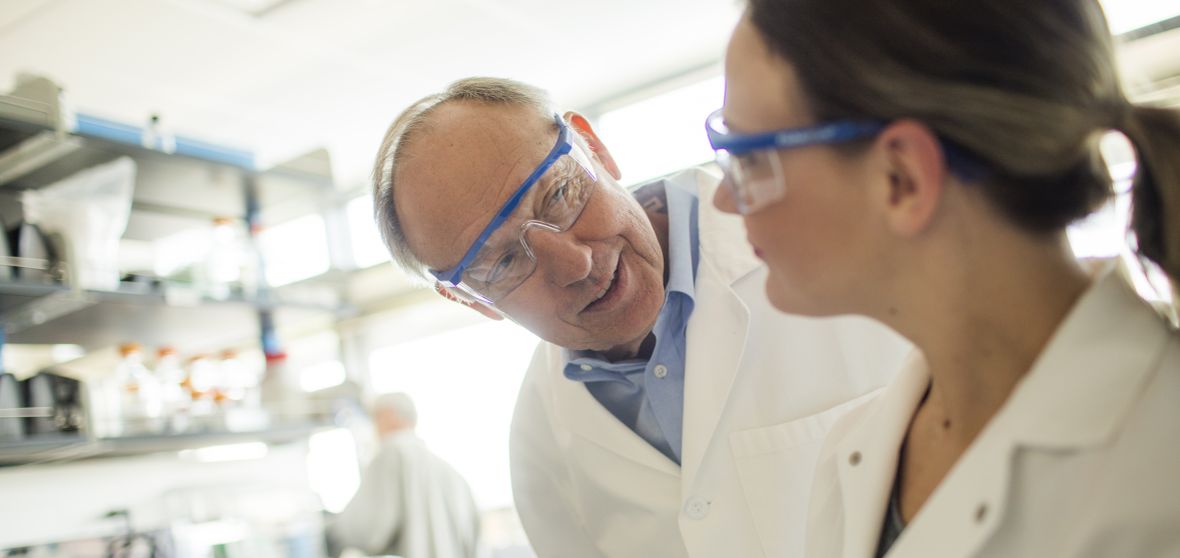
[713,177,740,214]
[525,226,593,288]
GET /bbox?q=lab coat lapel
[680,168,759,482]
[1001,271,1170,451]
[679,253,751,480]
[552,352,681,476]
[834,351,928,558]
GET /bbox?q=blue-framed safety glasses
[705,108,884,214]
[430,114,599,304]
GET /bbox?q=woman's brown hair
[746,0,1180,287]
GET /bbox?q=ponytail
[1123,105,1180,292]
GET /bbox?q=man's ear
[434,283,503,321]
[564,111,621,181]
[875,119,948,238]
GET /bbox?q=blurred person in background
[708,0,1180,556]
[328,393,480,558]
[370,77,910,557]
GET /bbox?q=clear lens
[458,144,598,302]
[715,148,786,214]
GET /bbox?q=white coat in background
[806,269,1180,558]
[331,431,480,558]
[510,168,912,558]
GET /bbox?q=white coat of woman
[705,1,1180,556]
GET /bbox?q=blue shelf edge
[72,113,257,170]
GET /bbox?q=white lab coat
[806,269,1180,558]
[509,168,912,558]
[331,431,481,558]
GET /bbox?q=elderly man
[329,393,480,558]
[372,77,909,558]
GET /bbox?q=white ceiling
[3,0,1179,189]
[0,0,742,185]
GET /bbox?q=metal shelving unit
[0,77,356,467]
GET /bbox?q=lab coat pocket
[728,391,879,556]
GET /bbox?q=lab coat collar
[688,166,761,285]
[995,269,1171,450]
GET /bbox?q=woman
[706,1,1180,557]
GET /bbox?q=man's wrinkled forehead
[394,101,557,269]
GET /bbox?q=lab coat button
[579,364,593,372]
[849,451,862,466]
[684,498,710,519]
[975,503,988,523]
[653,364,669,378]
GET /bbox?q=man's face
[395,101,666,353]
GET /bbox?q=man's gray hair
[373,392,419,426]
[372,77,555,280]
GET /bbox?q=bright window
[595,75,724,186]
[1067,131,1173,306]
[258,214,330,286]
[308,428,362,513]
[367,320,539,510]
[347,195,391,269]
[1100,0,1180,34]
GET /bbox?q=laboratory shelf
[0,279,354,353]
[0,421,335,466]
[0,109,335,242]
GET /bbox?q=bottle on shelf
[0,332,24,442]
[141,113,176,154]
[219,349,268,431]
[218,349,245,405]
[203,217,244,301]
[91,367,122,438]
[114,343,163,435]
[185,354,220,429]
[154,346,189,433]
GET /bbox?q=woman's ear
[875,119,949,237]
[564,111,622,181]
[434,283,503,321]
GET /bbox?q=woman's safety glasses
[430,115,599,304]
[705,109,883,214]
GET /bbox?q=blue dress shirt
[562,177,699,464]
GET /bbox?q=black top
[874,470,907,557]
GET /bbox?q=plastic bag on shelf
[21,156,135,291]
